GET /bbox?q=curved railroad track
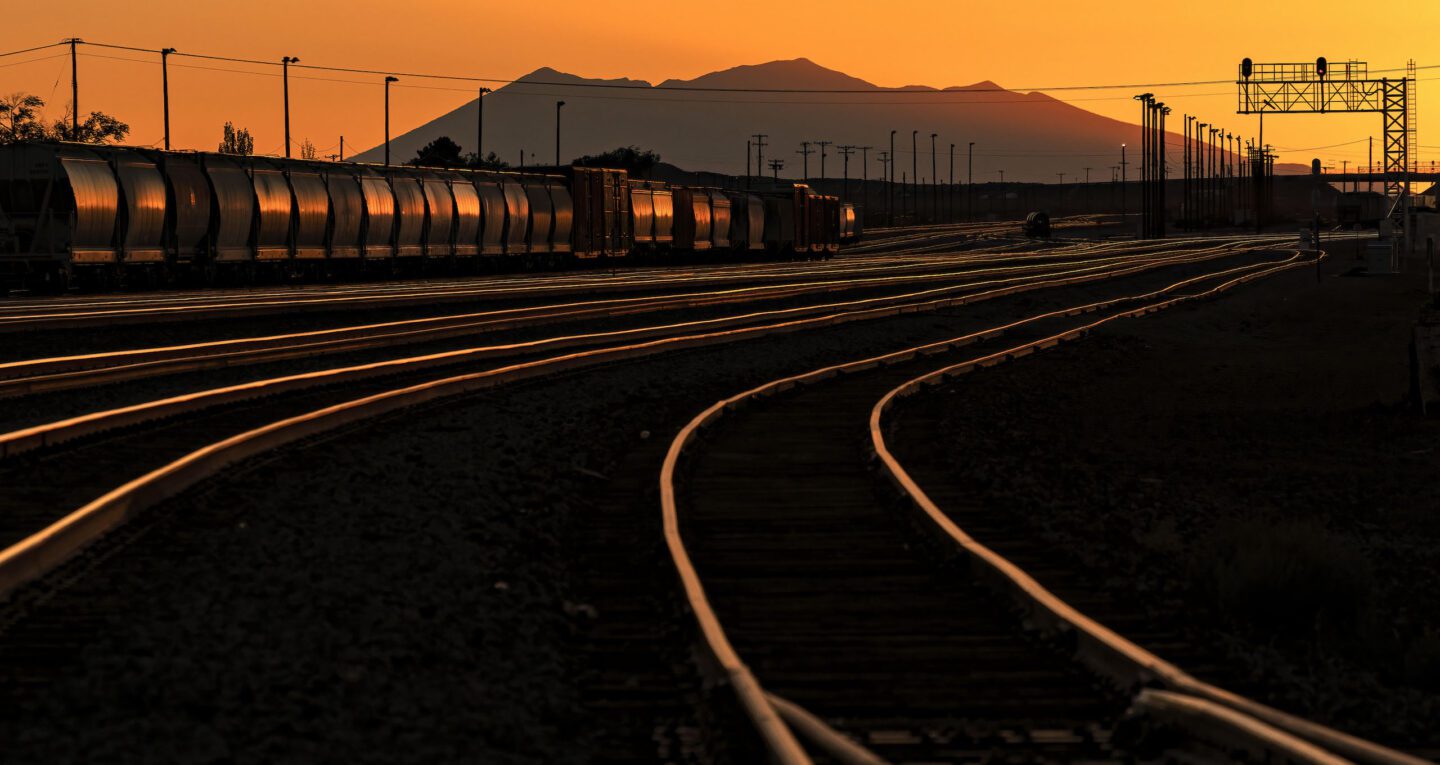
[657,248,1427,764]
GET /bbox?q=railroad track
[658,248,1426,764]
[0,237,1225,399]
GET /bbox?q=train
[0,141,861,292]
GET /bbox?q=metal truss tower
[1237,58,1411,202]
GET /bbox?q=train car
[1336,191,1387,228]
[725,192,766,253]
[0,141,861,291]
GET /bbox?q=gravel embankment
[0,251,1285,763]
[888,256,1440,754]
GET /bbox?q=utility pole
[340,136,345,162]
[1120,143,1128,228]
[160,47,175,151]
[67,38,80,138]
[881,131,892,226]
[384,76,398,166]
[967,142,974,221]
[860,146,871,221]
[746,139,751,184]
[911,130,918,219]
[815,140,832,181]
[930,133,938,223]
[768,159,784,180]
[797,141,813,182]
[879,151,891,223]
[753,134,768,180]
[282,56,299,158]
[949,143,955,222]
[477,87,491,163]
[838,145,856,202]
[555,100,565,165]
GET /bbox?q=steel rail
[0,240,1273,627]
[0,243,1254,460]
[869,257,1428,765]
[0,239,1213,396]
[656,253,1313,764]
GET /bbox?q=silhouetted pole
[753,133,768,180]
[769,159,784,179]
[340,135,345,162]
[967,141,974,221]
[384,75,398,166]
[477,87,491,163]
[68,38,80,137]
[911,130,918,219]
[1159,105,1170,238]
[838,145,854,201]
[881,130,892,226]
[746,139,751,185]
[282,56,299,158]
[797,141,812,182]
[1120,143,1127,227]
[879,151,891,223]
[555,100,565,165]
[949,143,955,222]
[160,47,175,151]
[860,146,871,220]
[816,140,831,181]
[930,133,937,223]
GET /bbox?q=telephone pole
[967,141,974,221]
[838,145,856,201]
[949,143,955,222]
[753,133,768,180]
[555,100,566,165]
[911,130,918,218]
[797,141,813,181]
[477,87,491,162]
[860,146,872,221]
[930,133,938,222]
[768,159,784,179]
[889,130,897,226]
[160,47,175,151]
[815,140,832,181]
[878,150,892,223]
[67,38,81,138]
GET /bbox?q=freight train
[0,141,860,292]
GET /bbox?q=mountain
[356,58,1276,182]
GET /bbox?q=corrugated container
[325,166,363,259]
[549,179,573,254]
[473,176,507,255]
[710,191,731,250]
[358,172,395,258]
[250,160,293,260]
[389,170,427,257]
[148,152,212,261]
[449,174,482,256]
[204,155,255,262]
[630,185,655,245]
[523,178,554,254]
[287,166,329,259]
[421,174,456,257]
[107,149,166,263]
[652,185,674,244]
[500,179,529,255]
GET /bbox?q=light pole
[66,38,81,138]
[949,143,955,222]
[282,56,299,158]
[911,130,918,218]
[889,130,897,225]
[476,87,492,164]
[860,146,871,220]
[930,133,937,223]
[555,100,566,166]
[1120,143,1127,227]
[384,76,398,166]
[160,47,175,151]
[967,141,974,221]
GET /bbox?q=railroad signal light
[1312,158,1322,175]
[1241,58,1253,79]
[1316,57,1328,77]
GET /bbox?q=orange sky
[3,0,1435,174]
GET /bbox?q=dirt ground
[891,253,1440,753]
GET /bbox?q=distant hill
[355,58,1295,181]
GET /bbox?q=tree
[0,92,128,144]
[300,138,318,161]
[466,151,510,171]
[409,136,465,168]
[572,146,661,177]
[219,122,254,155]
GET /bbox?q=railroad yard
[0,216,1434,764]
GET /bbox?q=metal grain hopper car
[0,141,857,291]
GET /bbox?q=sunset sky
[3,0,1436,175]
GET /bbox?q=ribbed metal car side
[358,172,395,258]
[500,179,529,255]
[325,166,363,258]
[421,174,456,257]
[523,178,554,254]
[203,155,255,262]
[151,153,211,262]
[287,167,329,259]
[548,179,573,254]
[709,191,731,250]
[108,149,166,263]
[54,148,120,264]
[691,189,713,251]
[725,192,766,252]
[389,171,426,257]
[630,185,655,246]
[474,178,506,255]
[251,160,293,260]
[449,175,482,256]
[652,186,674,244]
